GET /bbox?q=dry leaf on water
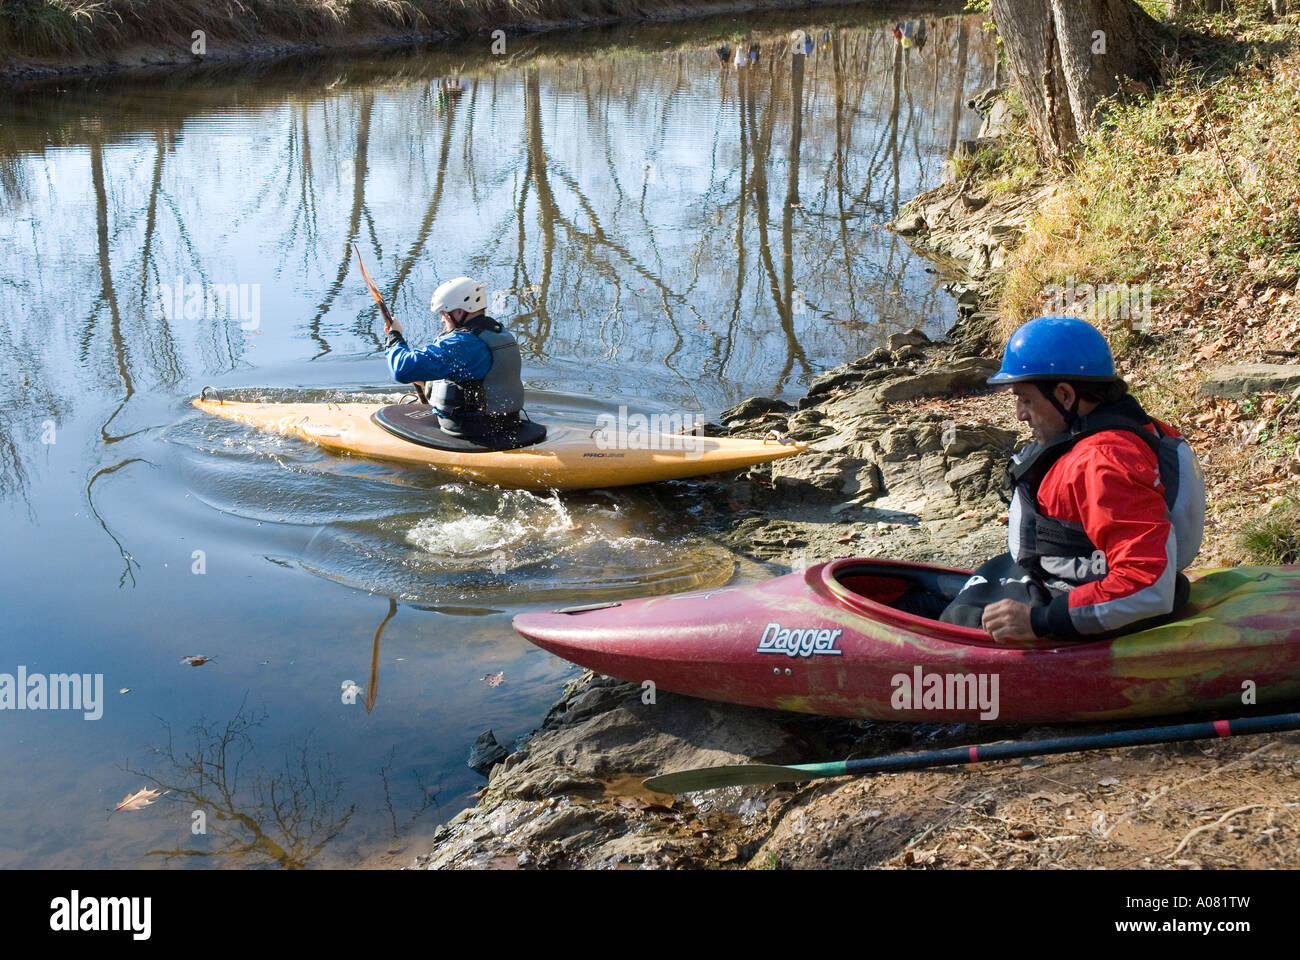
[114,788,166,812]
[481,672,505,688]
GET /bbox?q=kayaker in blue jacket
[383,276,528,440]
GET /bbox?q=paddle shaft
[645,711,1300,793]
[827,711,1300,777]
[353,243,429,405]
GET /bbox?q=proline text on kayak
[592,406,707,459]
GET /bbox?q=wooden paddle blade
[352,242,381,301]
[644,763,830,794]
[352,243,427,404]
[352,242,394,325]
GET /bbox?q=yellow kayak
[192,399,805,490]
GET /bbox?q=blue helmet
[987,316,1117,385]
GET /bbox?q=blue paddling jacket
[386,328,492,388]
[385,318,526,436]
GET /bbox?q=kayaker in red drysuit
[940,316,1206,643]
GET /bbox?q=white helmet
[430,276,488,315]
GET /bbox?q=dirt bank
[415,667,1300,869]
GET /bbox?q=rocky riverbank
[413,329,1300,868]
[415,326,1038,869]
[416,660,1300,868]
[413,55,1300,869]
[412,312,1299,871]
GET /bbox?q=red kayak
[512,559,1300,723]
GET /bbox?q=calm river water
[0,4,993,867]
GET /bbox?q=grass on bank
[995,14,1300,347]
[962,7,1300,565]
[0,0,641,58]
[1237,494,1300,564]
[949,87,1042,196]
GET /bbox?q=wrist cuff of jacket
[384,330,406,350]
[1031,594,1085,641]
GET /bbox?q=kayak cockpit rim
[817,558,1063,649]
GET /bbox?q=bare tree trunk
[992,0,1163,159]
[947,22,971,159]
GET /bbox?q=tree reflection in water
[133,701,358,869]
